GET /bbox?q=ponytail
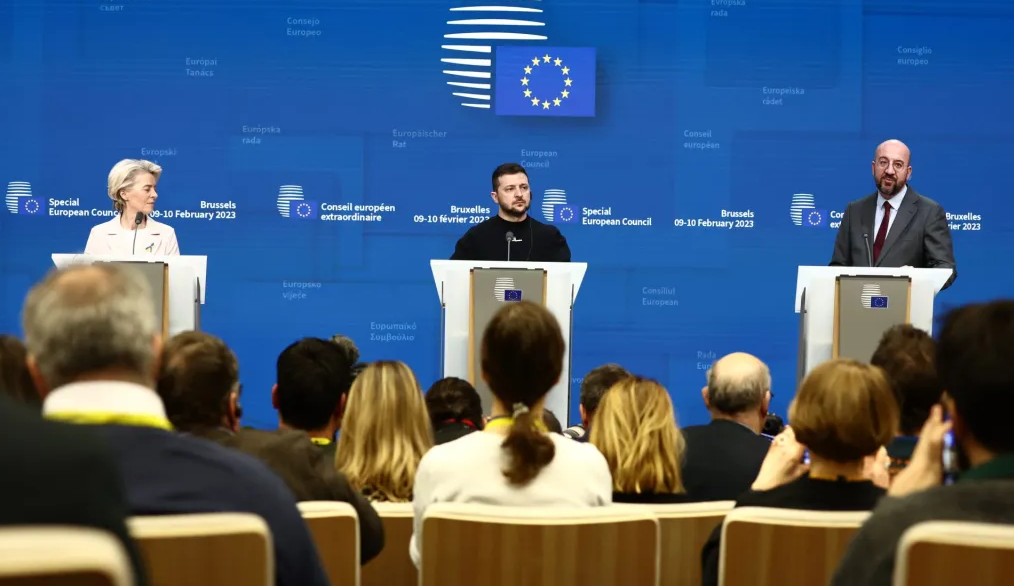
[501,402,555,485]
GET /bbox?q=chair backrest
[298,501,360,586]
[420,503,659,586]
[895,521,1014,586]
[0,527,132,586]
[719,507,870,586]
[129,512,272,586]
[361,502,415,586]
[642,501,735,586]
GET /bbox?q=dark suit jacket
[198,427,385,564]
[680,420,771,502]
[0,396,148,586]
[829,187,957,289]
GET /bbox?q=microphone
[131,211,144,255]
[505,231,514,262]
[863,233,873,267]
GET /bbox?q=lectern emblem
[860,284,887,309]
[494,277,517,302]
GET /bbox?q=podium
[52,254,207,337]
[431,260,588,421]
[795,266,952,388]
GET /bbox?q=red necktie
[872,201,892,263]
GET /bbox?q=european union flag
[504,289,522,302]
[804,209,827,227]
[495,47,596,117]
[19,197,47,216]
[557,205,576,223]
[871,296,889,308]
[292,201,318,220]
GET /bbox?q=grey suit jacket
[829,187,957,289]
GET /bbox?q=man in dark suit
[830,139,957,289]
[681,353,773,502]
[0,395,148,586]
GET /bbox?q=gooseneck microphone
[505,231,514,262]
[131,211,144,255]
[863,233,873,267]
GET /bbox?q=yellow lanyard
[310,437,332,446]
[45,411,174,431]
[485,417,547,432]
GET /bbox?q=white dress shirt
[84,216,180,256]
[875,184,908,237]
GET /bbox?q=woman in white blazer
[84,159,180,256]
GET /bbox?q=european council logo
[277,185,318,220]
[495,47,596,117]
[441,2,548,109]
[494,277,518,302]
[5,181,46,215]
[542,189,576,223]
[790,193,826,227]
[861,284,888,309]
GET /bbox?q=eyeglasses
[876,159,906,171]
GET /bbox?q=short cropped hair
[492,162,528,192]
[706,360,770,415]
[330,334,360,364]
[870,324,943,436]
[157,332,239,432]
[425,377,483,428]
[108,159,162,213]
[23,265,158,389]
[936,301,1014,454]
[790,359,898,462]
[0,335,40,408]
[579,364,631,419]
[276,338,352,431]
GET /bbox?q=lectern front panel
[469,268,548,414]
[97,261,169,337]
[834,275,911,363]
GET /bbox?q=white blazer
[83,216,180,256]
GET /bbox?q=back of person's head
[0,335,41,409]
[22,264,158,391]
[791,359,898,462]
[870,324,943,436]
[157,331,240,432]
[541,409,563,434]
[705,352,770,416]
[337,360,433,501]
[936,301,1014,455]
[579,364,631,422]
[426,377,483,429]
[481,300,565,485]
[591,377,685,494]
[330,334,360,364]
[275,337,352,431]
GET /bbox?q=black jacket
[680,420,771,502]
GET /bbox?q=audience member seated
[564,363,630,441]
[425,376,484,444]
[701,358,897,586]
[681,352,773,501]
[24,264,330,586]
[831,301,1014,586]
[869,324,944,478]
[591,376,690,504]
[0,394,149,586]
[273,338,351,459]
[156,331,384,564]
[336,360,433,502]
[542,409,564,434]
[331,333,367,384]
[0,334,41,409]
[410,301,612,566]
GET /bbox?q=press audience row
[0,262,1012,586]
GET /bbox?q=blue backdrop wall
[1,0,1011,429]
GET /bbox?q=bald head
[706,352,770,415]
[872,139,913,197]
[23,263,160,390]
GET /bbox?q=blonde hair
[790,359,899,462]
[590,377,686,495]
[336,360,433,502]
[108,159,162,213]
